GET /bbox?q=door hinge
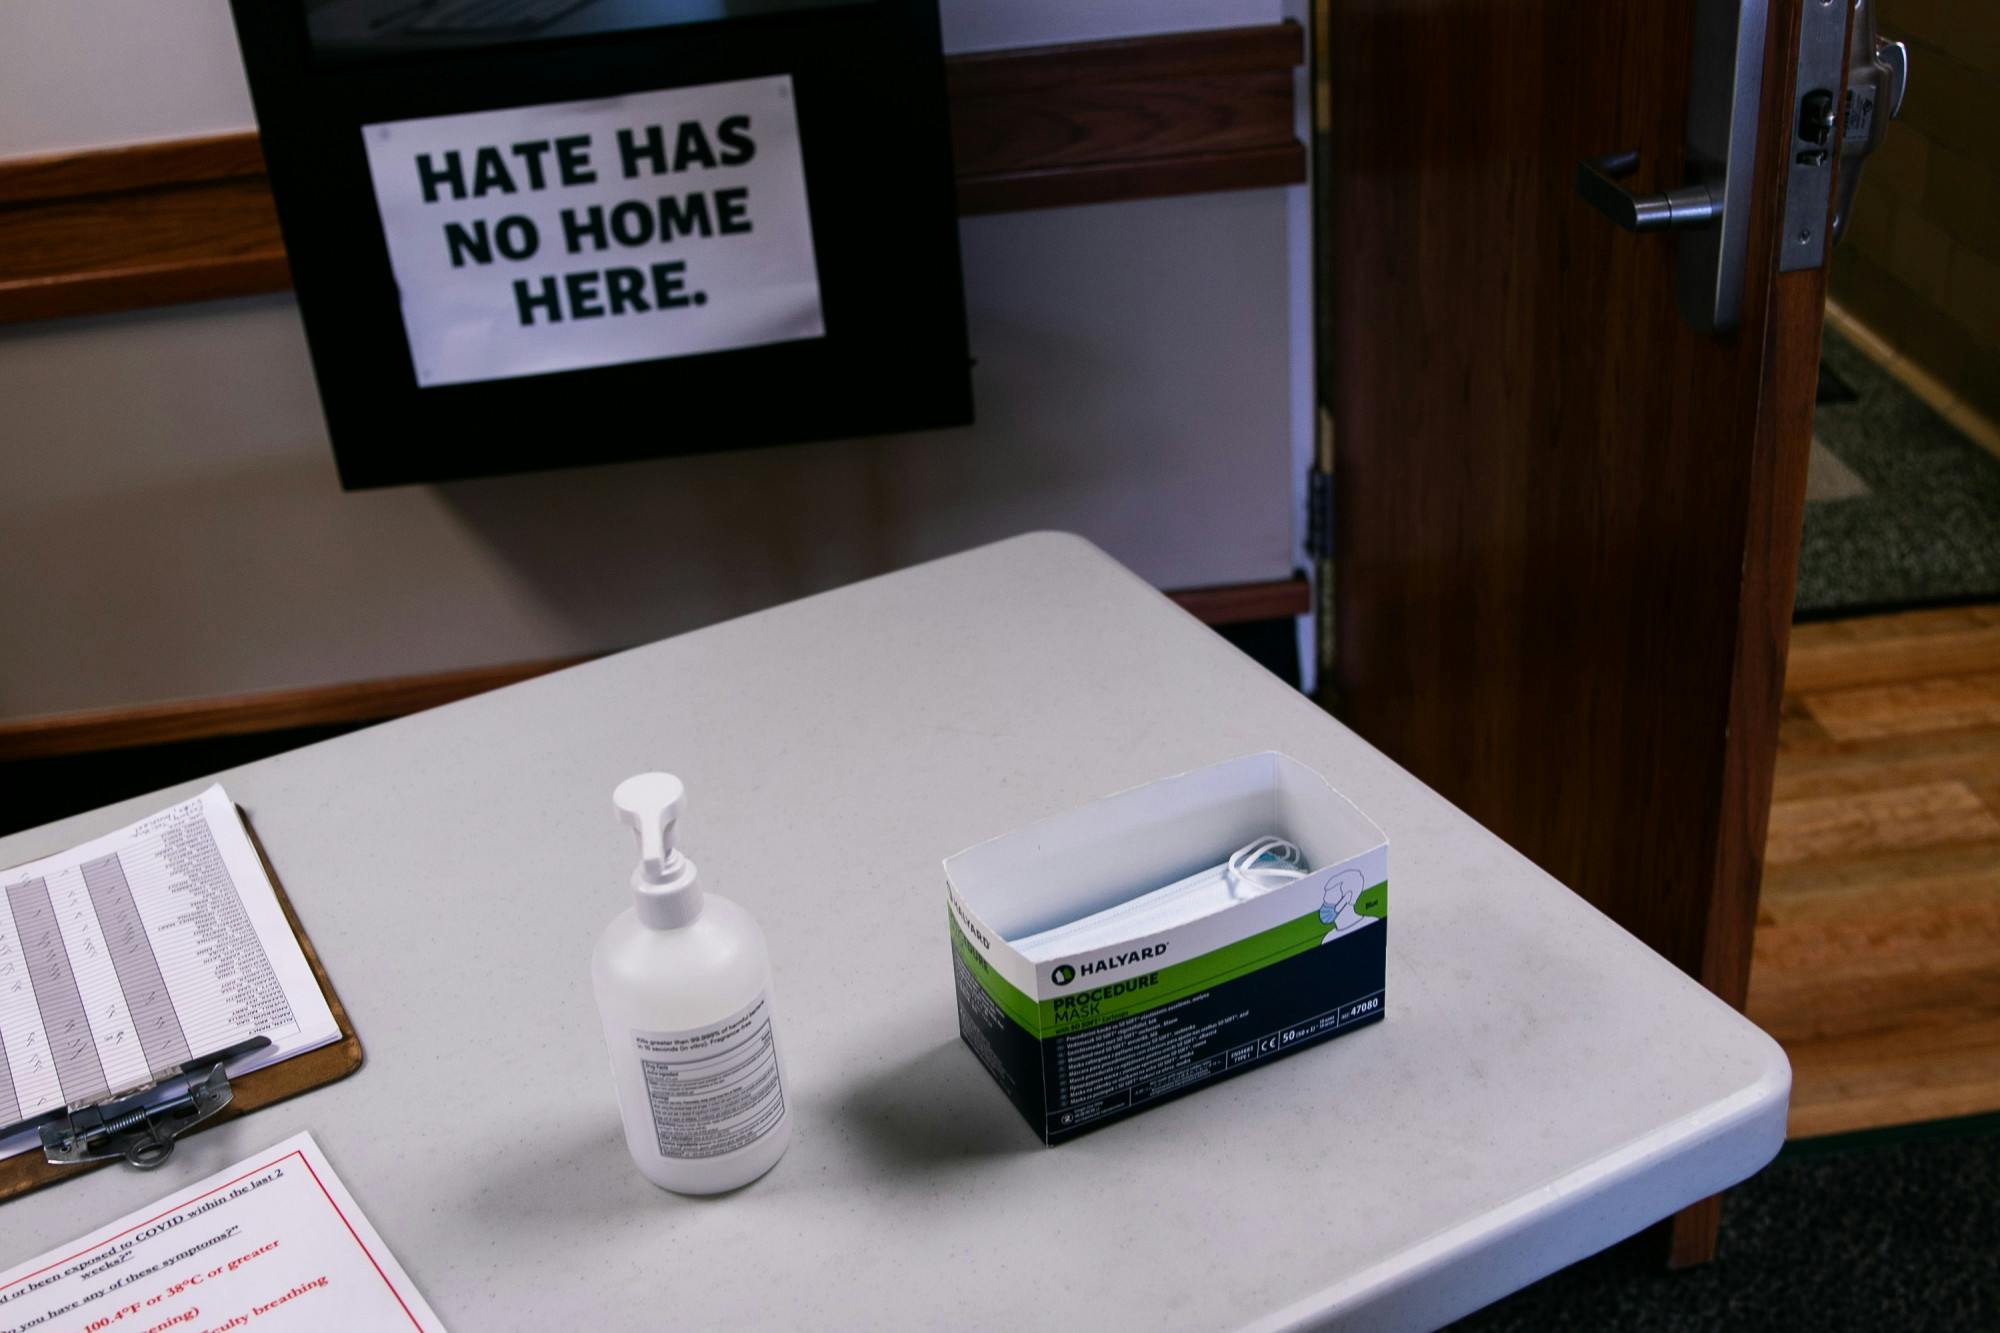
[1309,408,1339,707]
[1306,464,1334,561]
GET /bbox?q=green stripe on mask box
[952,883,1389,1039]
[1037,883,1387,1035]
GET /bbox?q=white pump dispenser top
[613,772,703,928]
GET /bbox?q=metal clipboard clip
[1,1036,271,1171]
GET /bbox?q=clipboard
[0,810,363,1203]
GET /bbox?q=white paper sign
[361,75,824,387]
[0,1132,444,1332]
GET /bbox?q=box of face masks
[946,751,1387,1144]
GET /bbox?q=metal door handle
[1831,0,1910,243]
[1574,0,1768,334]
[1576,152,1720,232]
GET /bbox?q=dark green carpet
[1797,329,2000,619]
[1449,1114,2000,1330]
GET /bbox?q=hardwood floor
[1748,604,2000,1138]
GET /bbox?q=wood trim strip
[942,23,1304,95]
[0,657,590,761]
[957,143,1307,215]
[1170,574,1311,626]
[0,132,268,206]
[0,23,1302,325]
[0,253,296,325]
[0,578,1309,761]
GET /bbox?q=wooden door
[1323,0,1838,1263]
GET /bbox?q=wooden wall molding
[0,134,268,207]
[0,23,1302,326]
[1169,574,1310,627]
[0,578,1308,761]
[0,657,591,761]
[947,24,1305,212]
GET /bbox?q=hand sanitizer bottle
[592,773,792,1193]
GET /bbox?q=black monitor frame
[230,0,971,488]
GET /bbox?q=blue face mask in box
[1011,836,1310,963]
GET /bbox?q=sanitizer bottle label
[631,992,788,1160]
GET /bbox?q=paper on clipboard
[0,786,340,1159]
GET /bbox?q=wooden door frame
[1316,0,1844,1266]
[1668,0,1844,1261]
[1671,164,1832,1271]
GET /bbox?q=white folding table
[0,533,1788,1330]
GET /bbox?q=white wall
[0,0,1273,154]
[0,2,256,157]
[0,0,1306,717]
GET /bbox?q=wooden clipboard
[0,809,363,1203]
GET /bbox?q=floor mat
[1448,1115,2000,1331]
[1796,329,2000,619]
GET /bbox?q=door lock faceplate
[1781,0,1909,272]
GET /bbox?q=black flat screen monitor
[232,0,970,488]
